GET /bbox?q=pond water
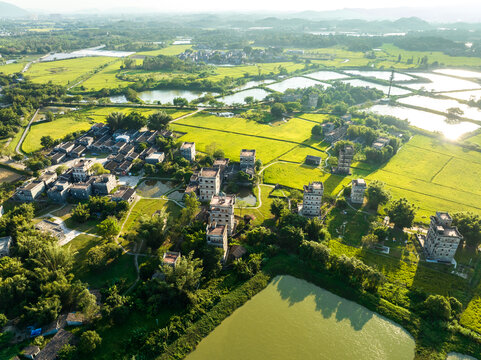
[219,88,270,105]
[138,89,216,104]
[368,104,480,140]
[305,71,348,81]
[434,69,481,79]
[345,70,414,82]
[267,77,329,92]
[341,79,411,96]
[41,46,134,61]
[234,80,275,91]
[442,89,481,102]
[110,95,128,103]
[236,193,257,206]
[406,72,481,92]
[446,353,478,360]
[136,180,176,198]
[398,95,481,121]
[187,275,415,360]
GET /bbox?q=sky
[7,0,481,13]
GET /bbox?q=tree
[72,203,90,223]
[446,107,464,124]
[148,111,172,131]
[179,193,200,227]
[305,218,329,242]
[213,149,225,159]
[40,135,55,149]
[278,225,305,251]
[386,198,416,229]
[173,97,189,107]
[311,124,323,137]
[137,211,168,249]
[270,198,288,219]
[361,233,378,248]
[270,103,286,119]
[97,217,120,240]
[0,313,7,327]
[162,252,203,293]
[45,111,54,122]
[423,295,451,321]
[91,163,110,175]
[124,111,146,130]
[366,181,391,210]
[452,212,481,248]
[55,165,68,176]
[79,330,102,353]
[106,112,125,131]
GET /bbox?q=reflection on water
[267,77,329,92]
[234,80,275,91]
[138,89,216,104]
[406,72,481,92]
[187,275,415,360]
[110,95,128,103]
[368,104,480,140]
[434,69,481,79]
[341,79,411,96]
[305,71,348,81]
[220,89,270,105]
[345,70,414,82]
[443,89,481,102]
[398,95,481,121]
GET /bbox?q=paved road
[15,108,39,155]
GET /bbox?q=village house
[351,179,367,204]
[35,220,66,242]
[112,186,137,204]
[305,155,322,166]
[72,159,93,182]
[240,149,256,169]
[38,171,58,188]
[78,136,94,148]
[55,141,75,154]
[213,158,230,180]
[50,152,66,164]
[372,136,390,150]
[116,160,133,176]
[69,179,94,200]
[180,142,196,162]
[15,180,45,202]
[145,152,165,164]
[92,174,117,195]
[206,222,228,260]
[36,329,73,360]
[335,145,354,175]
[70,145,86,158]
[299,182,324,217]
[424,212,463,262]
[47,179,71,203]
[0,236,12,257]
[120,143,135,156]
[198,167,221,201]
[209,195,236,235]
[162,251,181,267]
[21,345,40,360]
[66,312,85,327]
[325,125,348,143]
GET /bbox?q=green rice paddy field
[25,56,115,85]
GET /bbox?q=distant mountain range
[0,1,28,18]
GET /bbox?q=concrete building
[335,145,354,175]
[72,159,93,182]
[145,152,165,164]
[372,137,390,150]
[240,149,256,169]
[69,180,93,200]
[206,222,228,259]
[209,195,236,235]
[15,180,45,202]
[351,179,367,204]
[424,212,463,262]
[213,158,230,179]
[50,152,66,165]
[300,182,324,217]
[180,142,196,162]
[0,236,12,257]
[47,179,71,203]
[92,174,117,195]
[305,155,322,166]
[70,145,86,158]
[38,171,58,188]
[198,167,221,202]
[112,187,136,204]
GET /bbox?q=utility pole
[388,70,394,98]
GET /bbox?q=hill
[0,1,28,18]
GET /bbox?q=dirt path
[16,108,39,155]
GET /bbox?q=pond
[406,72,481,92]
[109,95,128,103]
[267,77,329,92]
[446,353,478,360]
[434,69,481,79]
[236,193,257,206]
[219,88,270,105]
[305,71,348,81]
[341,79,411,96]
[442,89,481,102]
[187,275,415,360]
[398,95,481,121]
[136,180,176,198]
[234,80,275,91]
[41,46,134,61]
[368,104,480,140]
[138,89,217,104]
[345,70,414,82]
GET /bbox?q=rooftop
[207,224,226,236]
[352,179,366,187]
[210,195,236,206]
[112,187,136,201]
[181,142,195,149]
[163,251,181,265]
[240,149,256,157]
[36,329,73,360]
[437,211,453,222]
[305,181,324,191]
[199,167,220,178]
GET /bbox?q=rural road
[15,108,39,155]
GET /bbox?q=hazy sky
[7,0,481,13]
